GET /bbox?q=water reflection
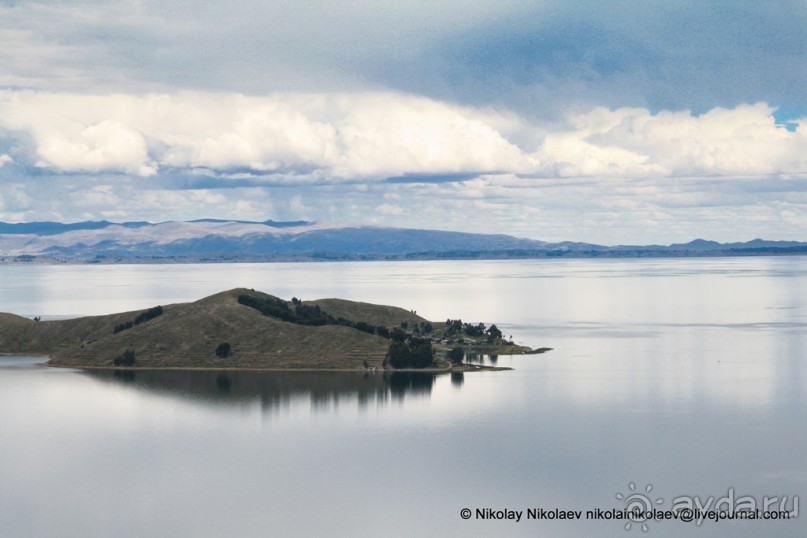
[90,368,447,410]
[462,351,499,365]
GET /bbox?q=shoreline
[46,360,513,373]
[1,354,514,373]
[2,344,551,373]
[2,250,806,266]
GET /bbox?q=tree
[462,322,486,337]
[390,328,407,342]
[448,347,464,365]
[386,336,434,368]
[445,319,463,335]
[113,305,164,334]
[215,342,231,358]
[486,324,502,343]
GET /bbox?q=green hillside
[0,289,429,370]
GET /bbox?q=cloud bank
[1,91,804,181]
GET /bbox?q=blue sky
[0,0,805,243]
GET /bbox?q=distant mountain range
[0,219,805,263]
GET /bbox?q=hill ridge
[0,289,429,370]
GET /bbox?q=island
[0,288,550,371]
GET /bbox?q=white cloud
[780,209,807,226]
[330,93,529,177]
[36,120,156,176]
[375,204,406,216]
[233,198,273,221]
[0,154,12,167]
[289,195,308,215]
[0,90,805,183]
[78,185,121,207]
[0,90,531,179]
[135,189,226,211]
[535,104,807,178]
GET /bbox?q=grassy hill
[0,289,429,370]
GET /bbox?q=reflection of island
[0,288,546,371]
[87,369,445,409]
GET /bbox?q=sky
[0,0,805,244]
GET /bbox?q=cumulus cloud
[37,120,156,176]
[564,104,807,176]
[0,90,531,178]
[0,90,805,182]
[535,104,807,178]
[0,154,12,167]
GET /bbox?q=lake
[0,257,805,537]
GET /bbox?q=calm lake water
[0,258,805,537]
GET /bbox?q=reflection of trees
[89,369,451,411]
[216,373,232,393]
[386,372,436,398]
[113,369,136,384]
[462,352,499,365]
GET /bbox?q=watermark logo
[671,487,799,526]
[614,482,799,531]
[615,482,664,532]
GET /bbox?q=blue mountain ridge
[0,220,804,261]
